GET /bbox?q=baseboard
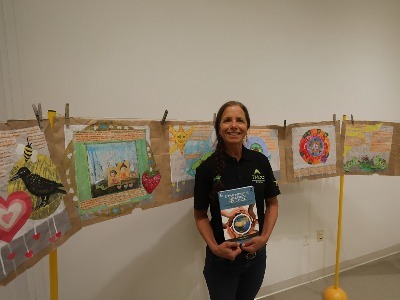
[256,244,400,299]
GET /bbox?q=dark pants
[203,246,267,300]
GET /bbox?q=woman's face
[218,105,248,147]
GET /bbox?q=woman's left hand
[240,236,268,254]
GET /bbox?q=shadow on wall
[260,178,341,287]
[272,178,340,243]
[93,204,208,300]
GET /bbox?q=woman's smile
[219,105,248,147]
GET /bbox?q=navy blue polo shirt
[194,146,280,245]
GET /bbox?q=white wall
[0,0,9,121]
[1,0,400,299]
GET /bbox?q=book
[218,186,259,243]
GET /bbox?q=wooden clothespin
[213,113,216,125]
[32,103,43,131]
[333,114,336,122]
[32,104,38,119]
[284,120,287,130]
[161,109,168,124]
[351,114,354,125]
[38,104,43,129]
[65,103,70,128]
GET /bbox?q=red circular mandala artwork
[299,128,330,165]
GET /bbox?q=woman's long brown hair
[209,101,251,207]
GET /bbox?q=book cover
[218,186,259,243]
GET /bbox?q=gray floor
[262,252,400,300]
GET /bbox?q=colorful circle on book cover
[231,213,251,235]
[299,128,330,165]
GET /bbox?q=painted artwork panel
[286,121,342,182]
[0,121,80,285]
[63,120,161,226]
[246,126,286,182]
[341,121,399,175]
[168,122,215,201]
[84,142,140,199]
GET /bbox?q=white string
[8,244,16,270]
[46,218,51,235]
[22,235,29,253]
[0,251,5,276]
[52,216,58,233]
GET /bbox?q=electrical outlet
[317,230,324,242]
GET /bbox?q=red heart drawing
[25,250,33,258]
[33,233,41,240]
[49,236,56,243]
[142,170,161,194]
[55,232,62,238]
[0,191,32,243]
[2,212,13,224]
[7,252,16,260]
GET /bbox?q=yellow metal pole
[48,110,56,128]
[47,110,59,300]
[323,115,348,300]
[49,250,59,300]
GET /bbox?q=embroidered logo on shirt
[213,175,221,182]
[252,169,265,184]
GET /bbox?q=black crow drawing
[9,167,66,209]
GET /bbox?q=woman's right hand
[211,241,242,260]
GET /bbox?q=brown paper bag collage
[0,116,399,285]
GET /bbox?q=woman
[194,101,280,300]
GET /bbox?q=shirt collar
[241,146,252,161]
[223,145,252,161]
